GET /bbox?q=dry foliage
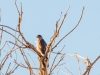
[0,1,100,75]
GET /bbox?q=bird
[36,35,47,56]
[36,35,49,68]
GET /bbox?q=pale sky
[0,0,100,75]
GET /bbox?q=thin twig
[0,27,3,44]
[57,68,69,75]
[50,54,65,74]
[20,49,34,75]
[65,62,73,75]
[75,55,81,75]
[0,41,7,51]
[27,53,36,67]
[83,55,100,75]
[57,6,70,35]
[14,60,27,68]
[50,45,65,74]
[5,63,11,74]
[1,47,23,64]
[0,28,25,45]
[15,0,20,14]
[52,7,84,50]
[10,65,18,74]
[0,25,18,32]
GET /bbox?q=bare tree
[0,1,100,75]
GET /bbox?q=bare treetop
[0,1,100,75]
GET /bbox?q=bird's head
[36,35,43,40]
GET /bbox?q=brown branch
[27,53,37,67]
[15,0,20,14]
[58,62,66,66]
[20,49,34,75]
[8,41,26,48]
[57,68,69,75]
[27,42,42,57]
[49,54,65,74]
[1,55,9,70]
[75,55,81,75]
[12,27,19,49]
[1,47,23,65]
[39,8,70,75]
[14,60,39,70]
[14,60,27,68]
[0,28,25,45]
[0,25,18,32]
[5,63,11,74]
[14,0,42,58]
[0,26,3,44]
[91,55,100,66]
[52,7,84,50]
[57,6,70,35]
[47,6,70,52]
[11,65,19,74]
[5,64,19,75]
[65,66,73,75]
[0,41,7,51]
[83,55,100,75]
[15,1,27,43]
[55,12,62,35]
[50,45,65,74]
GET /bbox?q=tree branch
[52,7,84,50]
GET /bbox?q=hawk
[36,35,47,56]
[36,35,49,67]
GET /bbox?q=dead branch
[47,6,70,53]
[14,59,27,68]
[49,45,65,74]
[5,63,11,74]
[5,65,18,75]
[20,49,34,75]
[52,7,84,50]
[75,54,81,75]
[49,53,65,75]
[1,1,99,75]
[0,41,7,51]
[0,25,18,32]
[14,60,39,70]
[39,6,70,75]
[82,55,100,75]
[1,47,23,67]
[0,28,25,45]
[0,26,3,44]
[52,51,100,75]
[57,68,69,75]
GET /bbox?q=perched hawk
[36,35,49,67]
[36,35,47,56]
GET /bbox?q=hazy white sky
[0,0,100,75]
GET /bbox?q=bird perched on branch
[36,35,47,56]
[36,35,49,67]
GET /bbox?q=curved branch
[0,41,7,51]
[83,55,100,75]
[15,1,27,43]
[50,45,65,74]
[0,28,25,46]
[0,25,18,32]
[57,6,70,35]
[48,6,70,50]
[52,7,84,50]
